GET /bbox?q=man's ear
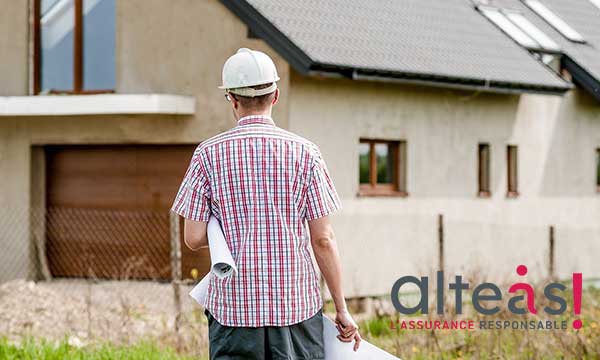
[272,88,279,105]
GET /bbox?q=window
[478,143,491,197]
[359,139,407,196]
[478,6,560,52]
[479,6,539,49]
[596,148,600,193]
[503,11,561,52]
[35,0,116,94]
[524,0,586,43]
[507,145,519,197]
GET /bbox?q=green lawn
[0,338,200,360]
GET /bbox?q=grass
[0,338,201,360]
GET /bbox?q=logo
[390,265,582,330]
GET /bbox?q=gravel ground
[0,279,207,354]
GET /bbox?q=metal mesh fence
[44,207,171,280]
[0,206,208,356]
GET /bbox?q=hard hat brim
[225,82,278,97]
[218,76,280,90]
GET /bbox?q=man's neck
[236,108,272,120]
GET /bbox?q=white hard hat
[219,48,280,97]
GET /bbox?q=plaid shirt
[172,115,341,327]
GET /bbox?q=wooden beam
[369,142,377,186]
[32,0,41,94]
[74,0,83,92]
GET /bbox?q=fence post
[549,225,555,279]
[169,211,182,338]
[31,207,52,280]
[30,148,52,281]
[438,214,444,272]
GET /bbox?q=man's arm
[183,218,208,251]
[309,216,361,351]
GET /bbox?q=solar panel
[503,10,561,52]
[524,0,586,43]
[479,6,540,50]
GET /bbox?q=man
[172,48,360,359]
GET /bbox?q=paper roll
[189,272,211,306]
[207,216,237,279]
[323,316,400,359]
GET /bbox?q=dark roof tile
[233,0,570,93]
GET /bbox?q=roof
[486,0,600,102]
[221,0,571,94]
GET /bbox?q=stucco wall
[288,73,600,297]
[0,0,28,96]
[0,0,290,282]
[115,0,290,132]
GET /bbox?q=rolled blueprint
[207,216,237,278]
[189,216,400,359]
[322,317,400,359]
[189,272,211,306]
[188,216,236,306]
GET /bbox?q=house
[0,0,598,297]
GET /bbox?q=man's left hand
[335,310,361,351]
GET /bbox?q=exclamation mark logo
[572,273,583,329]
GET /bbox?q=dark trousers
[205,309,324,360]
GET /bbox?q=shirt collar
[237,115,275,126]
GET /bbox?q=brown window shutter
[478,143,490,196]
[507,145,518,197]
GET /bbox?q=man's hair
[232,83,275,110]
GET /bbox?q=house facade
[1,0,599,297]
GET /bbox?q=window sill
[477,190,491,198]
[0,94,195,116]
[506,191,520,198]
[357,189,409,198]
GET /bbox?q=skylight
[523,0,586,43]
[479,7,539,49]
[589,0,600,11]
[479,6,561,52]
[503,10,561,52]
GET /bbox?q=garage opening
[44,145,209,281]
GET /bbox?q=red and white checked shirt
[172,115,341,327]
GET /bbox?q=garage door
[45,145,210,280]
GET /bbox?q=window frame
[507,145,519,197]
[596,148,600,193]
[478,6,540,50]
[478,143,491,198]
[33,0,115,95]
[358,139,407,197]
[523,0,586,43]
[502,10,561,52]
[478,6,562,53]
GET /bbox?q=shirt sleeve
[305,150,342,221]
[171,153,211,222]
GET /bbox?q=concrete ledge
[0,94,196,116]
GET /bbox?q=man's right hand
[335,309,361,351]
